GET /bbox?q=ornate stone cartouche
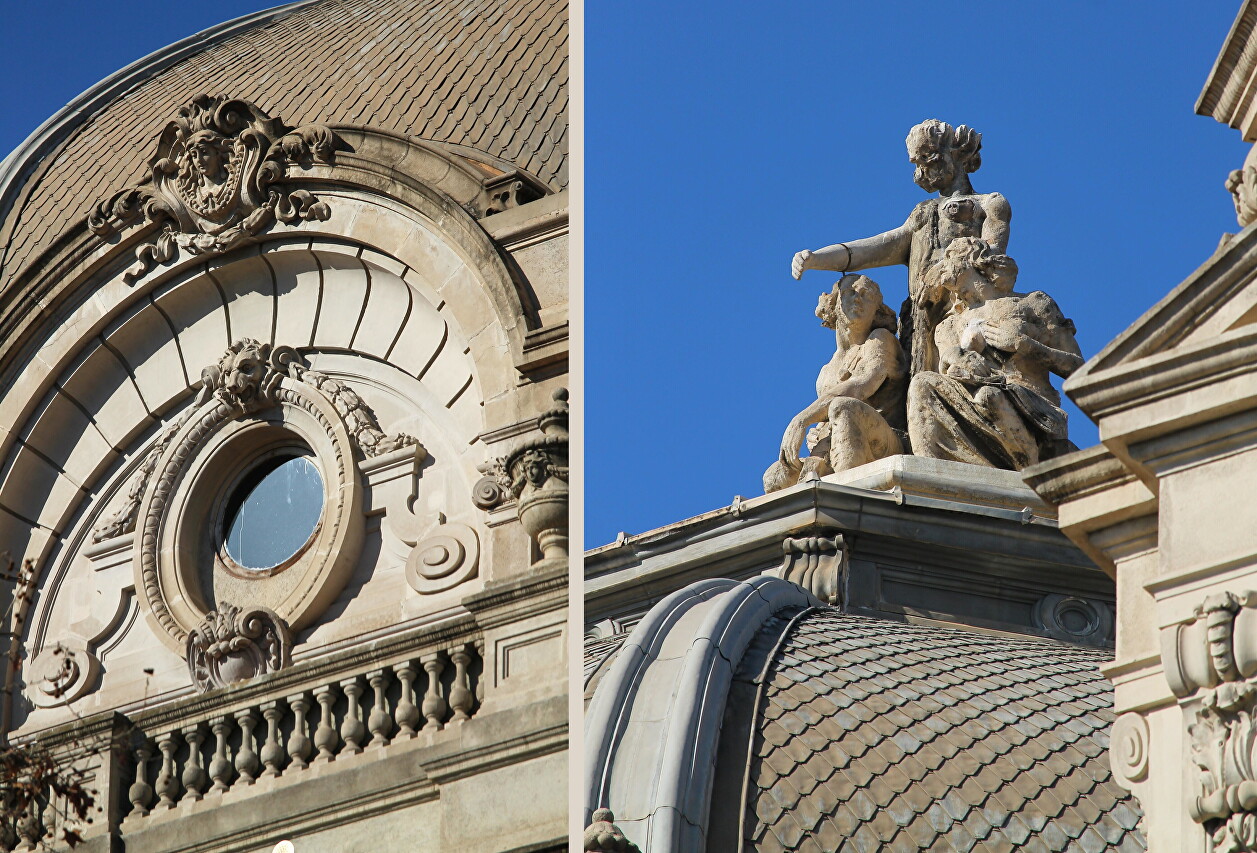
[90,339,424,544]
[186,603,292,692]
[88,95,339,283]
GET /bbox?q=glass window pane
[224,455,323,570]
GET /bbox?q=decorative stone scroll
[186,604,292,693]
[26,642,99,708]
[1033,593,1113,646]
[1162,591,1257,851]
[88,95,338,282]
[503,388,569,561]
[406,522,480,595]
[583,809,641,853]
[765,533,847,606]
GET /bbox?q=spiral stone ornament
[1110,713,1150,787]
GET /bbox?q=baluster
[394,661,420,739]
[260,700,285,778]
[181,724,208,801]
[367,669,393,747]
[14,801,40,852]
[421,653,447,731]
[313,684,339,762]
[339,676,366,754]
[449,645,474,723]
[128,742,155,816]
[208,716,233,793]
[154,730,179,810]
[287,692,313,771]
[474,639,486,705]
[234,708,260,784]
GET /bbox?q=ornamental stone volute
[186,604,292,692]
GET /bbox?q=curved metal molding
[584,576,818,853]
[0,1,319,254]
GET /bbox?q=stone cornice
[1067,222,1257,384]
[586,470,1101,625]
[462,560,568,630]
[1198,0,1257,138]
[1023,445,1135,507]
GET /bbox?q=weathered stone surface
[792,119,1010,376]
[765,275,906,492]
[908,237,1083,470]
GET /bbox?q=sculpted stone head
[906,120,982,193]
[817,274,898,336]
[184,130,231,183]
[924,237,1018,309]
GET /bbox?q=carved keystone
[186,604,292,692]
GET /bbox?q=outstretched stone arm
[792,220,913,279]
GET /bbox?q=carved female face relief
[186,132,228,184]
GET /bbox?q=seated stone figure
[765,275,907,493]
[907,237,1083,470]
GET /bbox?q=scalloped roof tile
[744,611,1146,852]
[2,0,567,281]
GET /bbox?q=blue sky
[1,1,1250,550]
[0,2,276,158]
[585,1,1251,545]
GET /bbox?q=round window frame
[133,377,366,654]
[215,445,325,579]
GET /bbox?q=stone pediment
[1070,224,1257,379]
[1064,224,1257,446]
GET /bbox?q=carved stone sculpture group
[770,120,1083,491]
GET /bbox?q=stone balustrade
[123,642,482,820]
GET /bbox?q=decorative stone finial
[504,388,569,562]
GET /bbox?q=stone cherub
[907,237,1083,470]
[791,120,1010,376]
[583,809,641,852]
[764,274,907,492]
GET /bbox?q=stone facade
[1023,6,1257,850]
[0,2,567,851]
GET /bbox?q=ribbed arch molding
[0,238,481,570]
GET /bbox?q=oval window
[223,455,323,570]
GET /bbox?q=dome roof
[0,0,567,281]
[745,610,1144,852]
